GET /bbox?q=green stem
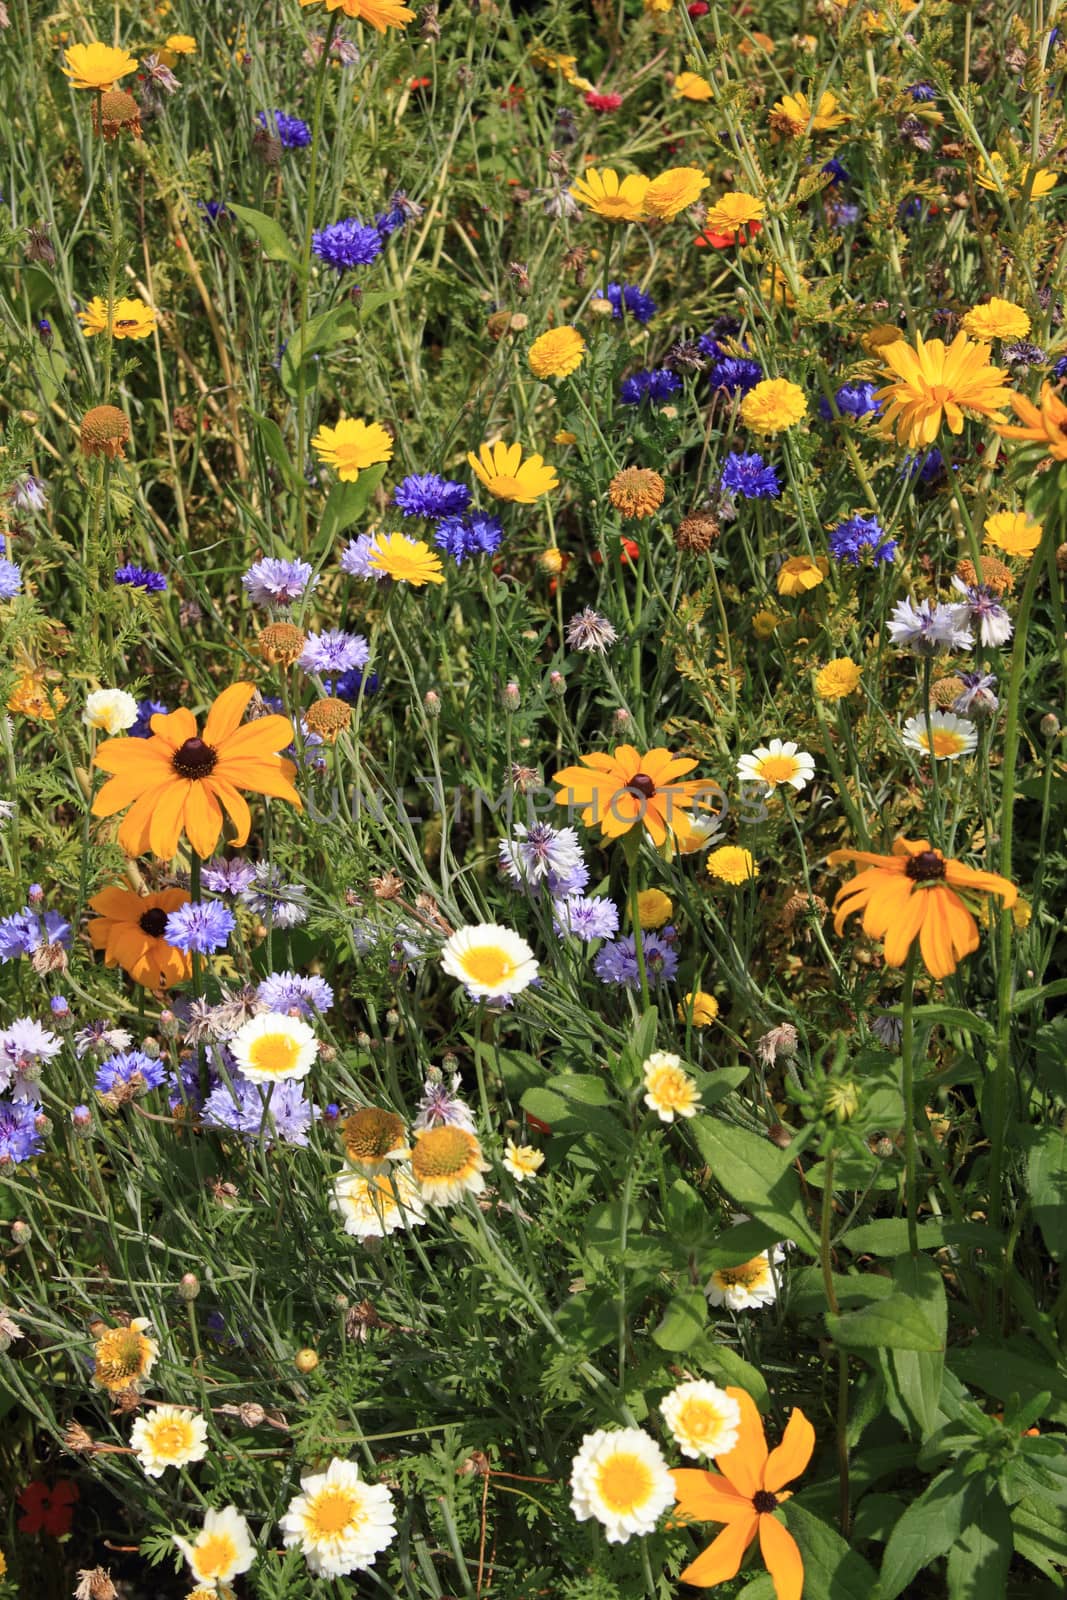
[901,947,920,1257]
[819,1147,850,1535]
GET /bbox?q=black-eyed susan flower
[553,744,704,846]
[827,836,1017,979]
[643,165,710,219]
[608,466,665,519]
[661,1380,741,1461]
[570,1427,676,1544]
[331,1169,425,1238]
[737,740,815,794]
[467,441,558,503]
[281,1458,398,1578]
[642,1051,700,1121]
[298,0,415,31]
[175,1508,255,1588]
[229,1012,318,1082]
[961,297,1031,341]
[740,379,808,434]
[568,166,650,221]
[502,1139,544,1181]
[130,1406,208,1478]
[367,531,445,585]
[78,296,157,341]
[814,657,862,699]
[993,381,1067,461]
[983,510,1042,557]
[411,1125,489,1206]
[671,1387,812,1595]
[440,922,538,999]
[91,681,300,860]
[874,331,1013,447]
[707,845,758,884]
[92,1317,159,1392]
[87,886,192,989]
[61,41,138,91]
[527,326,585,379]
[311,417,394,481]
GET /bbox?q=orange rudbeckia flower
[92,683,300,860]
[87,886,192,989]
[552,744,705,846]
[828,837,1017,980]
[672,1386,812,1599]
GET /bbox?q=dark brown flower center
[172,737,217,780]
[752,1489,778,1513]
[905,850,947,882]
[139,908,168,938]
[627,772,657,799]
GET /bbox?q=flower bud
[295,1347,319,1373]
[71,1104,92,1132]
[548,670,565,697]
[502,682,521,711]
[11,1219,31,1246]
[178,1273,200,1302]
[424,689,441,718]
[1041,712,1060,740]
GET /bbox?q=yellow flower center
[756,755,799,784]
[194,1533,239,1580]
[489,473,523,495]
[928,383,953,402]
[307,1485,365,1537]
[96,1327,149,1380]
[459,946,517,986]
[928,730,968,757]
[413,1126,479,1179]
[649,1068,692,1107]
[248,1032,301,1075]
[596,1453,654,1513]
[675,1398,724,1441]
[150,1418,194,1457]
[716,1256,768,1289]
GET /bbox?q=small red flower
[592,539,641,568]
[525,1113,552,1136]
[695,220,763,250]
[408,75,431,90]
[17,1479,79,1537]
[688,1,710,13]
[585,91,623,112]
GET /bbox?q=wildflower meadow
[3,0,1067,1594]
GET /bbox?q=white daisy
[174,1506,255,1586]
[736,739,815,794]
[229,1011,318,1082]
[440,923,538,1000]
[130,1405,209,1478]
[569,1427,676,1545]
[411,1125,490,1207]
[706,1244,786,1311]
[281,1457,397,1578]
[331,1168,426,1239]
[660,1380,742,1460]
[901,710,977,761]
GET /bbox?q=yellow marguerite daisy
[468,441,558,503]
[568,167,650,222]
[78,296,157,340]
[311,417,393,482]
[368,532,445,586]
[61,41,138,90]
[643,166,710,220]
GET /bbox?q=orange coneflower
[552,744,705,846]
[87,886,192,989]
[671,1386,812,1599]
[828,836,1017,979]
[92,682,300,860]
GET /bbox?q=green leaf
[317,461,390,546]
[789,1268,896,1316]
[880,1003,994,1041]
[249,410,300,491]
[949,1336,1067,1425]
[1013,977,1067,1014]
[841,1219,946,1256]
[946,1491,1012,1599]
[779,1501,882,1600]
[886,1255,947,1438]
[227,202,298,265]
[850,1493,905,1545]
[689,1117,818,1254]
[698,1066,750,1108]
[552,1288,617,1356]
[1010,1492,1067,1583]
[880,1467,986,1599]
[702,1218,790,1271]
[737,1578,776,1600]
[690,1341,770,1409]
[280,301,364,396]
[1021,1125,1067,1262]
[827,1293,944,1352]
[651,1286,708,1352]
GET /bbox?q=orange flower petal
[183,781,224,858]
[214,757,302,806]
[149,780,192,861]
[881,884,927,966]
[763,1408,815,1493]
[758,1513,804,1600]
[148,707,198,751]
[212,714,296,761]
[116,784,176,856]
[671,1468,751,1523]
[943,861,1017,906]
[93,738,172,777]
[202,682,256,746]
[680,1511,758,1586]
[210,776,252,847]
[715,1388,768,1499]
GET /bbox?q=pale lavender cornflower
[552,894,620,941]
[202,1077,318,1147]
[242,557,317,607]
[413,1070,477,1132]
[0,1017,63,1099]
[0,906,71,962]
[241,865,309,928]
[9,476,46,513]
[950,578,1013,648]
[340,534,386,580]
[565,607,618,653]
[887,597,973,655]
[256,971,334,1016]
[202,858,257,896]
[953,671,999,717]
[298,629,370,674]
[0,1102,42,1165]
[499,822,586,890]
[73,1021,133,1059]
[164,901,236,954]
[593,932,679,989]
[0,559,22,600]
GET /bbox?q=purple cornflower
[340,534,386,580]
[94,1050,165,1097]
[821,157,850,184]
[312,217,384,272]
[374,202,409,236]
[130,699,167,739]
[950,580,1013,647]
[433,512,503,564]
[333,667,380,701]
[887,597,973,655]
[1002,341,1046,369]
[594,932,678,989]
[257,110,312,148]
[829,201,862,226]
[565,607,617,652]
[114,564,167,592]
[10,477,46,513]
[413,1071,476,1132]
[553,894,620,941]
[708,356,763,395]
[202,1077,318,1147]
[242,557,316,606]
[164,901,236,954]
[202,858,257,896]
[257,971,334,1016]
[500,822,585,890]
[828,514,897,565]
[818,383,883,420]
[900,447,949,484]
[0,906,71,962]
[1054,355,1067,381]
[720,452,780,500]
[198,200,230,225]
[620,368,682,407]
[907,82,936,101]
[393,474,471,519]
[0,1101,42,1166]
[73,1022,132,1060]
[601,282,657,324]
[299,629,370,674]
[0,559,22,600]
[241,865,309,928]
[954,671,999,716]
[0,1018,63,1099]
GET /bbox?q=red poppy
[592,539,641,568]
[526,1113,552,1136]
[585,91,623,112]
[500,83,525,108]
[695,220,763,250]
[17,1479,80,1537]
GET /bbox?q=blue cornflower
[312,217,384,272]
[374,203,408,237]
[0,907,71,962]
[37,318,52,347]
[257,110,312,149]
[202,1077,317,1147]
[433,511,503,564]
[720,451,780,500]
[818,382,883,420]
[708,356,763,395]
[332,667,380,701]
[0,1101,42,1165]
[899,446,948,484]
[620,368,682,406]
[1053,355,1067,380]
[828,514,897,565]
[257,971,334,1015]
[242,557,316,606]
[130,699,167,739]
[393,473,471,518]
[299,629,370,673]
[821,157,851,185]
[95,1050,166,1097]
[594,932,678,989]
[164,901,236,954]
[198,200,230,224]
[1001,341,1046,369]
[553,894,620,942]
[0,559,22,600]
[908,82,936,101]
[601,282,657,325]
[114,564,167,592]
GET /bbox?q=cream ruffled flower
[281,1457,397,1577]
[130,1405,209,1478]
[660,1379,742,1459]
[569,1427,676,1544]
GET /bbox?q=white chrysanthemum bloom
[130,1405,209,1478]
[642,1052,700,1122]
[84,687,139,735]
[411,1125,490,1207]
[660,1380,742,1460]
[706,1244,786,1311]
[901,710,977,761]
[331,1167,426,1239]
[736,739,815,794]
[174,1506,255,1586]
[503,1139,545,1181]
[281,1457,397,1578]
[569,1427,676,1544]
[229,1011,318,1082]
[440,923,538,999]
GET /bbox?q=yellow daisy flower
[960,298,1031,341]
[311,417,394,482]
[61,41,138,90]
[643,166,710,220]
[983,510,1042,557]
[674,71,713,101]
[411,1126,490,1207]
[467,441,558,503]
[706,845,758,884]
[78,296,157,340]
[568,166,650,222]
[527,326,586,380]
[874,331,1012,447]
[368,532,445,586]
[814,657,862,699]
[740,378,808,434]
